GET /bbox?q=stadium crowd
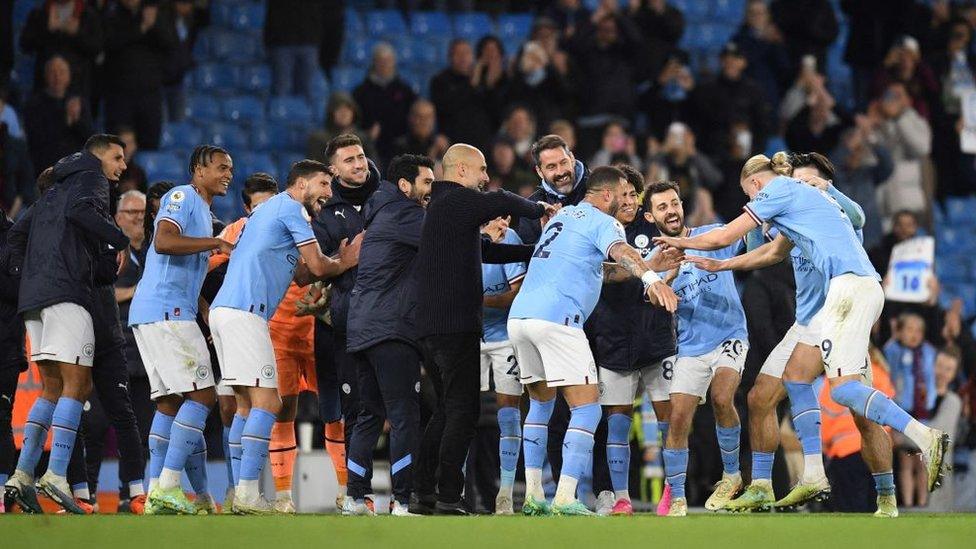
[0,0,975,516]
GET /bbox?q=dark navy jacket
[0,214,26,372]
[15,152,128,313]
[346,181,425,354]
[516,159,589,244]
[311,159,382,333]
[585,209,677,371]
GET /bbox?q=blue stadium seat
[764,136,789,157]
[937,255,970,284]
[212,1,235,29]
[332,66,366,93]
[342,37,378,66]
[209,31,260,62]
[192,63,238,94]
[250,123,302,152]
[222,96,265,124]
[345,9,365,36]
[366,9,408,38]
[940,283,976,318]
[410,11,451,37]
[398,38,440,67]
[498,14,533,41]
[672,0,711,22]
[276,153,305,182]
[211,194,243,223]
[944,197,976,225]
[936,226,976,254]
[205,123,250,150]
[713,0,747,20]
[183,94,222,121]
[138,152,184,183]
[13,0,41,27]
[268,96,312,123]
[160,122,204,151]
[453,13,494,42]
[235,151,277,180]
[229,2,265,31]
[310,71,331,102]
[237,64,272,94]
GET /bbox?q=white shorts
[819,274,883,379]
[598,356,675,406]
[671,339,748,399]
[210,307,278,389]
[216,382,235,397]
[508,318,598,388]
[480,340,523,396]
[133,321,214,399]
[759,316,823,379]
[24,303,95,367]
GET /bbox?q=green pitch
[5,514,975,549]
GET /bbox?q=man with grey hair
[353,42,418,161]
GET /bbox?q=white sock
[904,419,935,451]
[498,483,514,498]
[802,453,826,483]
[525,468,544,500]
[129,481,145,497]
[553,475,579,506]
[73,485,90,500]
[614,490,630,502]
[158,468,182,490]
[238,479,259,501]
[276,489,292,500]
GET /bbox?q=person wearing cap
[871,35,939,121]
[690,41,771,160]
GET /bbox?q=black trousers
[826,453,877,512]
[315,323,360,445]
[415,332,481,504]
[0,365,21,481]
[104,88,163,150]
[68,346,145,496]
[346,340,421,504]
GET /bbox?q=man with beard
[644,181,749,517]
[311,133,382,510]
[210,160,360,514]
[343,154,434,516]
[4,136,131,513]
[510,166,679,516]
[517,135,589,245]
[587,165,678,517]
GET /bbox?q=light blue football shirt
[674,224,748,357]
[509,201,627,328]
[129,185,213,325]
[211,192,317,321]
[744,176,879,282]
[482,229,528,342]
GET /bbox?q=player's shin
[554,402,600,506]
[784,381,826,482]
[606,413,632,501]
[497,407,521,498]
[523,397,555,501]
[159,400,210,490]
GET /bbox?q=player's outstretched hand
[116,248,129,276]
[539,202,561,225]
[648,247,684,272]
[797,173,830,190]
[684,255,725,272]
[645,280,679,313]
[482,216,509,242]
[339,232,364,269]
[214,238,234,256]
[653,235,685,250]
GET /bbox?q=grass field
[4,514,976,549]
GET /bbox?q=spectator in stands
[391,99,450,161]
[117,126,147,194]
[430,39,495,152]
[733,0,791,112]
[161,0,208,123]
[691,42,771,160]
[713,119,759,223]
[642,48,695,140]
[0,87,23,140]
[630,0,685,80]
[564,1,644,153]
[19,0,103,101]
[319,0,344,80]
[865,82,932,228]
[646,122,722,225]
[830,125,894,250]
[548,119,578,155]
[24,55,92,178]
[930,18,976,198]
[543,0,591,35]
[927,346,964,511]
[770,0,838,74]
[589,120,641,170]
[841,0,917,110]
[885,313,938,507]
[869,209,921,278]
[507,41,575,132]
[307,92,378,164]
[497,105,536,164]
[0,88,35,216]
[785,79,846,155]
[353,42,418,163]
[103,0,177,151]
[472,36,510,131]
[487,137,535,195]
[779,58,829,127]
[872,36,939,122]
[264,0,325,97]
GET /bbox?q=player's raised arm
[296,233,361,285]
[654,212,758,252]
[608,241,678,313]
[687,232,794,273]
[154,220,232,256]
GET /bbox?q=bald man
[410,144,556,514]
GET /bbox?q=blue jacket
[585,209,676,371]
[884,339,937,413]
[346,181,425,353]
[516,159,589,244]
[14,152,128,313]
[311,159,382,333]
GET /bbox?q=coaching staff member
[411,144,557,515]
